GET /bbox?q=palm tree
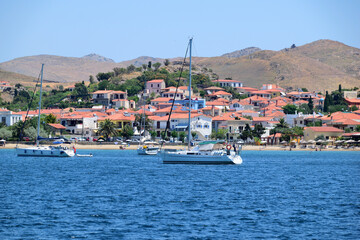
[276,118,289,129]
[98,119,118,140]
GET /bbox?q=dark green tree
[179,131,186,143]
[164,59,170,66]
[252,124,265,138]
[120,124,134,140]
[96,72,113,81]
[45,113,57,124]
[126,65,136,73]
[171,130,178,139]
[72,82,90,101]
[153,62,161,71]
[89,75,95,84]
[98,119,118,140]
[134,114,153,131]
[282,104,297,114]
[324,91,330,112]
[240,124,253,141]
[308,96,314,113]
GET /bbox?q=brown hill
[0,40,359,91]
[0,55,166,84]
[195,40,360,91]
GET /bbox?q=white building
[0,109,22,126]
[212,79,243,88]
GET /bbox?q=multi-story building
[212,79,243,88]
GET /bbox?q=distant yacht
[160,38,242,165]
[16,64,75,157]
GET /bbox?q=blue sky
[0,0,359,63]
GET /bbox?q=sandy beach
[3,143,359,151]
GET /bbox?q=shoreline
[2,143,359,151]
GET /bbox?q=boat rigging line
[160,40,191,150]
[16,65,43,148]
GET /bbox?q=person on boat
[232,143,237,152]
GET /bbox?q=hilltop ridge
[0,39,359,91]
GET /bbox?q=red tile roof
[148,79,164,83]
[48,123,66,129]
[305,127,344,132]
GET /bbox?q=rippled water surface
[1,149,359,239]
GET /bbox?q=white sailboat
[160,38,242,164]
[16,64,75,157]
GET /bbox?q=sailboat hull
[161,151,242,165]
[16,146,75,157]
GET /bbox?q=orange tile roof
[151,97,171,102]
[204,86,224,90]
[305,126,343,132]
[345,98,360,104]
[148,79,164,83]
[206,101,228,106]
[235,87,258,91]
[48,123,66,129]
[253,117,274,122]
[212,112,249,121]
[266,111,286,118]
[331,118,360,125]
[93,90,113,94]
[209,90,232,96]
[251,90,272,94]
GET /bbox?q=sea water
[0,149,359,239]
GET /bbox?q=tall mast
[188,38,193,150]
[142,81,146,139]
[36,63,44,147]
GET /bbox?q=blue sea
[0,149,359,239]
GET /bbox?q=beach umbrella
[308,140,315,144]
[335,140,343,144]
[300,140,307,144]
[316,139,324,143]
[345,140,355,144]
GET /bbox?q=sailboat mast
[36,63,44,147]
[142,81,146,140]
[188,38,193,150]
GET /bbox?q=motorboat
[16,145,75,157]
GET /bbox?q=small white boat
[76,154,93,157]
[137,145,159,155]
[16,145,75,157]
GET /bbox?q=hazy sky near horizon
[0,0,359,63]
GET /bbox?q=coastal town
[0,74,359,149]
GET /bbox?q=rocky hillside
[82,53,115,63]
[221,47,261,58]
